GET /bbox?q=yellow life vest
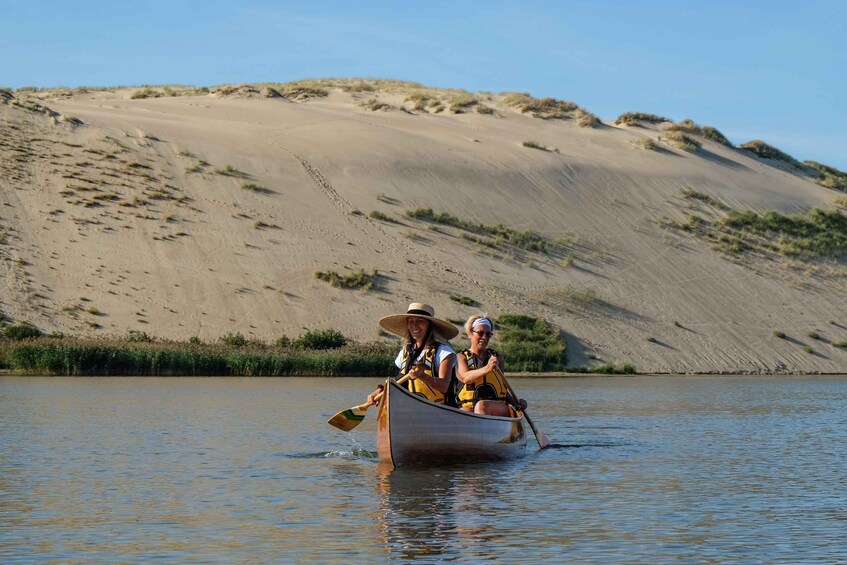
[457,348,509,409]
[399,342,446,404]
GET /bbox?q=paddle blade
[536,429,551,449]
[327,404,371,431]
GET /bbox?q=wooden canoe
[376,378,528,467]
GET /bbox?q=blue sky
[3,0,845,170]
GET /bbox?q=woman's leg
[474,400,513,416]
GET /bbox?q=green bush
[293,329,347,350]
[127,330,153,343]
[220,332,248,347]
[4,323,41,341]
[494,314,566,371]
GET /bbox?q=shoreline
[3,369,846,378]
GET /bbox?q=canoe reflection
[375,462,511,561]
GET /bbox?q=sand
[1,82,845,374]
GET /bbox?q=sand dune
[1,82,845,373]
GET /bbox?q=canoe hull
[377,379,527,467]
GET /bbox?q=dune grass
[680,186,731,211]
[404,207,563,254]
[805,161,847,191]
[667,190,847,262]
[502,92,587,121]
[314,268,377,290]
[662,119,733,147]
[739,140,802,167]
[631,137,659,151]
[662,131,702,152]
[615,112,671,126]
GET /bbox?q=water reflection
[373,461,528,562]
[375,462,457,560]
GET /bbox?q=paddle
[327,374,411,431]
[497,367,551,449]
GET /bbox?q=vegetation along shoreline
[0,315,637,377]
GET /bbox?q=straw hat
[378,302,459,340]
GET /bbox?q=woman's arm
[455,353,499,384]
[423,352,454,393]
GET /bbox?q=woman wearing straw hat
[367,302,458,406]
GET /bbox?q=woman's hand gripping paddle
[327,374,411,431]
[497,367,551,449]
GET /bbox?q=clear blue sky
[3,0,845,170]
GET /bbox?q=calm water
[2,375,846,563]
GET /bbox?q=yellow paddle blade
[326,403,371,432]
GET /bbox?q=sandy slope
[1,84,845,373]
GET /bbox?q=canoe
[376,378,528,467]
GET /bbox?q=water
[2,375,846,563]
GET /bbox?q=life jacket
[399,342,449,404]
[457,348,509,409]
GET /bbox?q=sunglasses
[472,330,493,337]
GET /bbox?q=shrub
[4,323,41,341]
[773,331,786,339]
[293,329,347,350]
[275,335,291,347]
[220,332,248,347]
[127,330,153,343]
[494,314,566,371]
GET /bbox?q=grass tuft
[315,268,377,290]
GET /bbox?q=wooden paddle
[497,367,551,449]
[327,374,411,431]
